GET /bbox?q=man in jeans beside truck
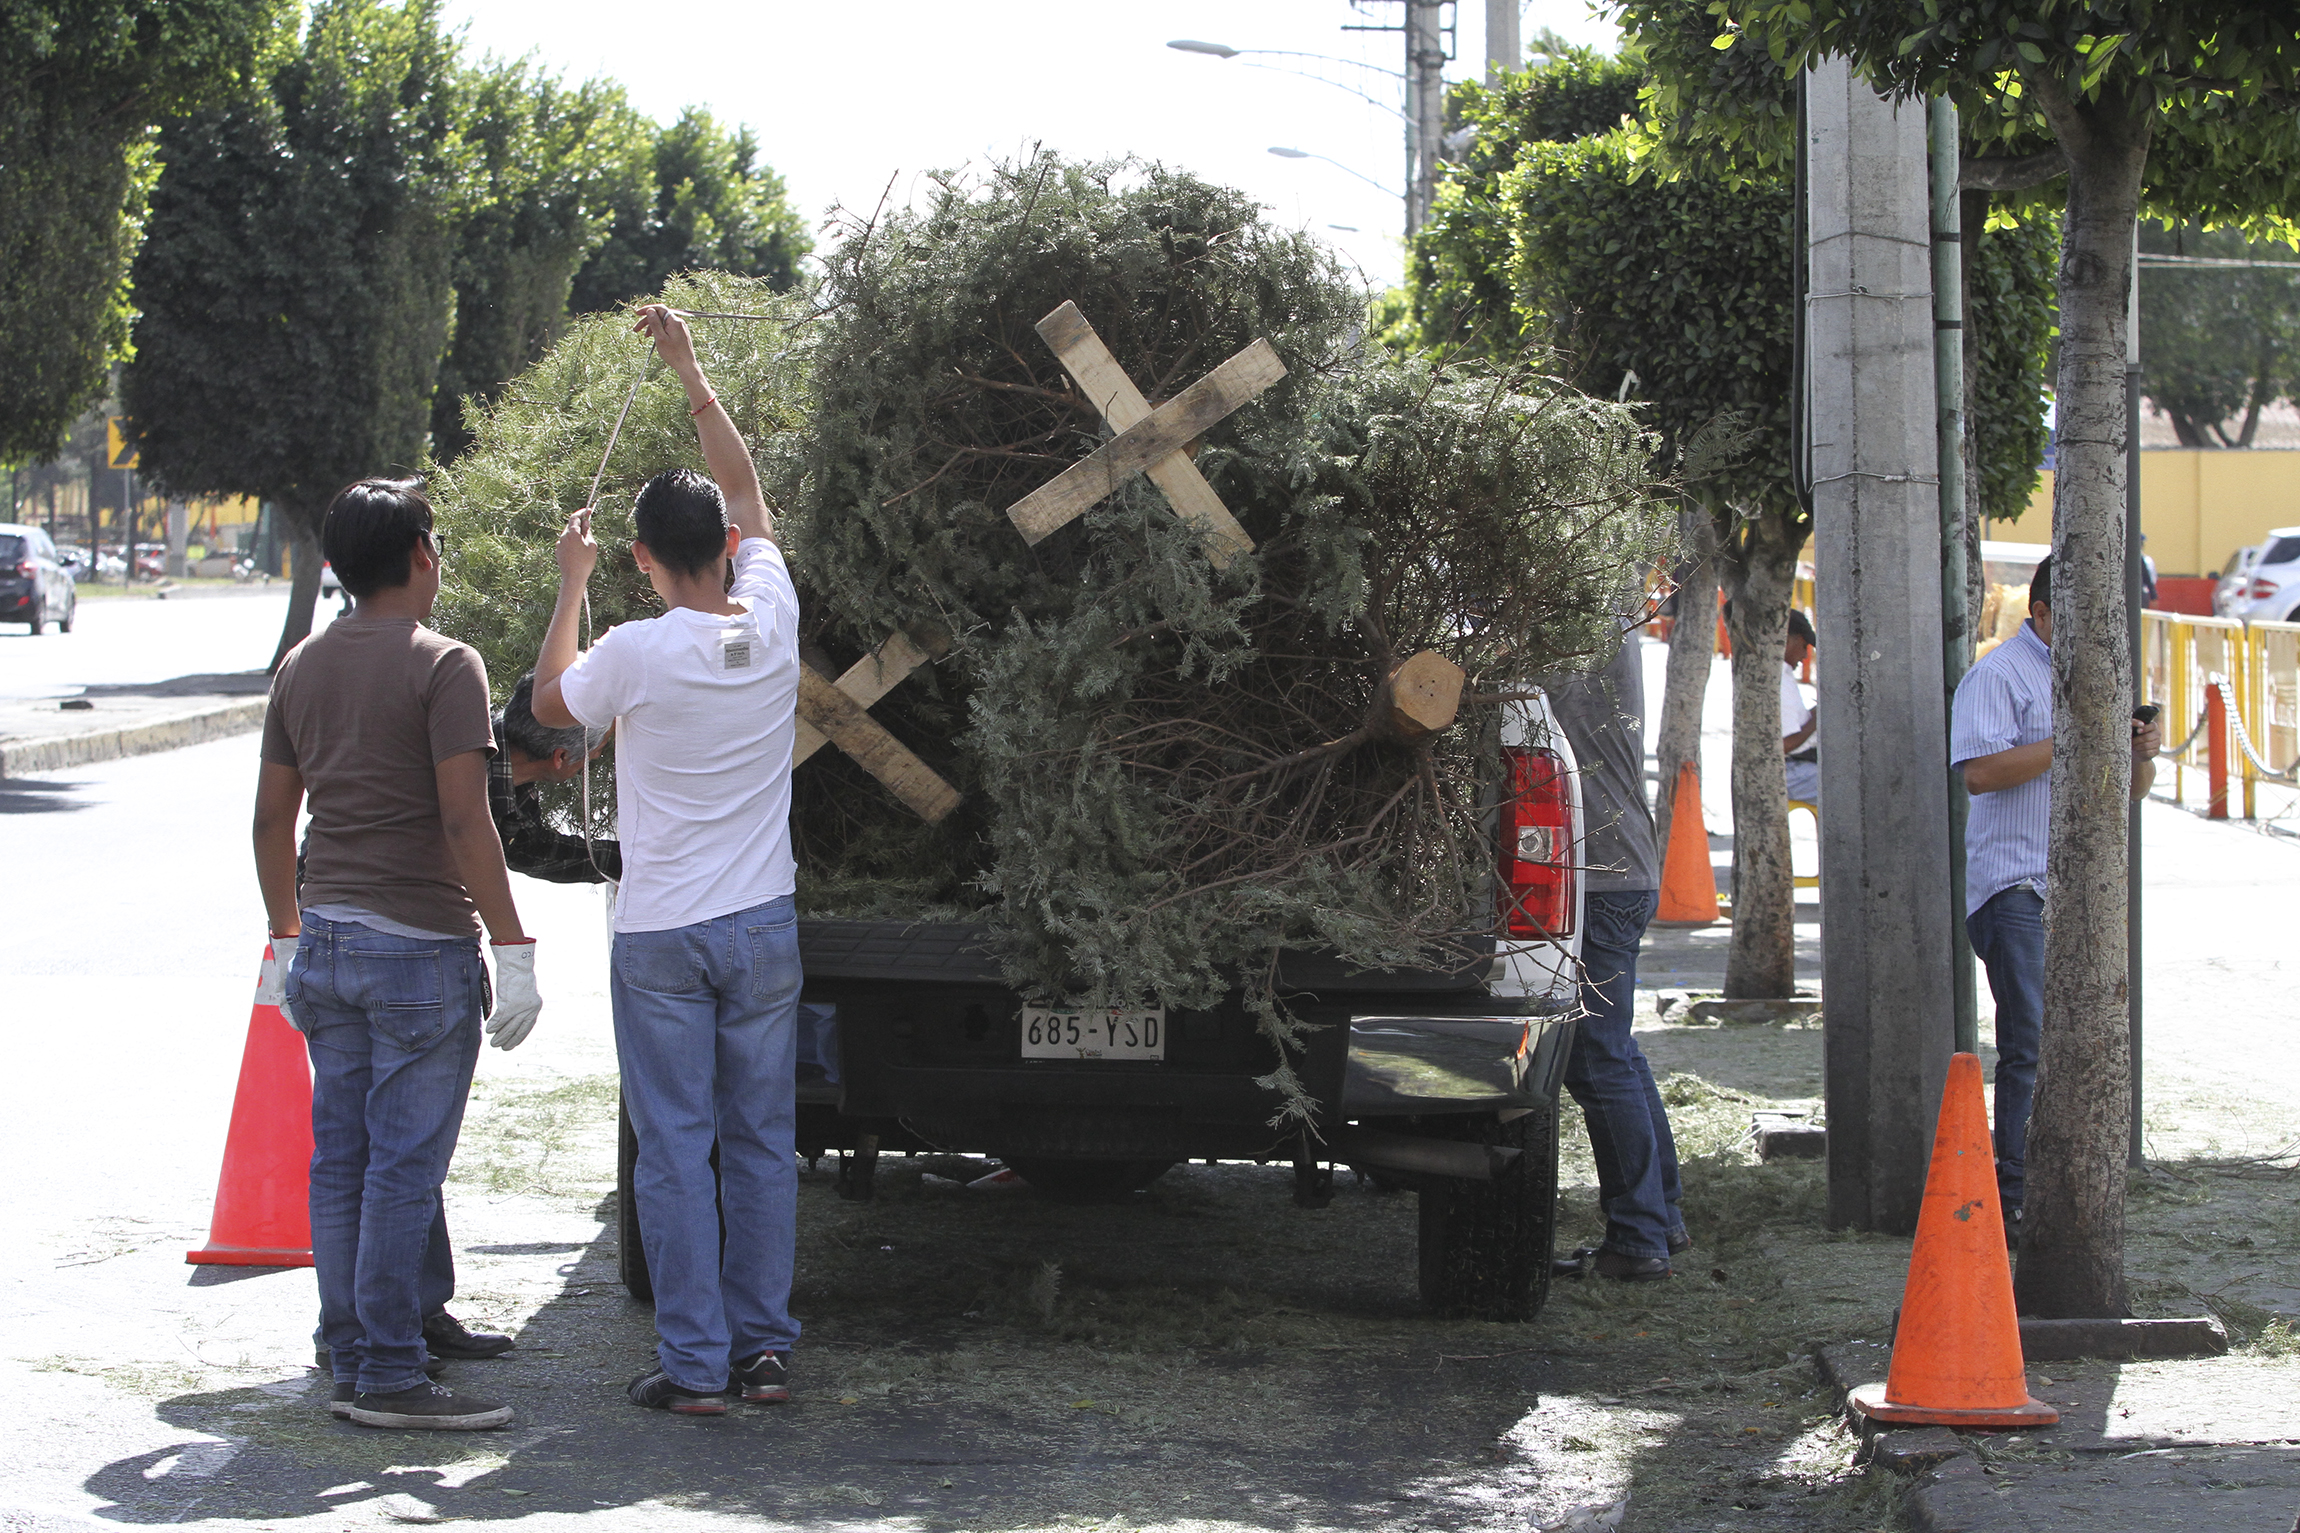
[252,479,545,1431]
[533,305,805,1415]
[1547,631,1690,1281]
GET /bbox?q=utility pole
[1807,56,1960,1235]
[1484,0,1518,84]
[1348,1,1453,236]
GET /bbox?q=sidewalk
[0,674,269,777]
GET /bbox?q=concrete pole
[1806,56,1960,1235]
[166,498,189,578]
[1485,0,1519,84]
[1406,0,1445,234]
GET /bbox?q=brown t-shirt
[261,616,496,936]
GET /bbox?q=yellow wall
[1998,451,2300,575]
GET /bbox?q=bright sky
[439,0,1620,295]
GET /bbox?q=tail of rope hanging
[571,304,783,894]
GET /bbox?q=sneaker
[314,1347,446,1375]
[1591,1248,1674,1282]
[1667,1227,1694,1256]
[346,1381,512,1430]
[422,1310,514,1360]
[628,1368,728,1416]
[329,1380,354,1419]
[2005,1205,2023,1248]
[728,1351,790,1404]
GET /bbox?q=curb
[0,698,267,777]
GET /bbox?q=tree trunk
[2012,79,2152,1321]
[1959,189,1989,644]
[269,509,324,673]
[1653,502,1718,860]
[1719,509,1801,999]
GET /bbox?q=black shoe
[346,1381,512,1430]
[728,1351,790,1404]
[423,1310,514,1360]
[1668,1227,1694,1256]
[628,1368,728,1416]
[1591,1248,1674,1282]
[1553,1245,1598,1278]
[2005,1205,2023,1248]
[330,1380,354,1419]
[314,1346,446,1375]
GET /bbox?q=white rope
[577,366,646,896]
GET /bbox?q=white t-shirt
[559,538,800,933]
[1780,661,1814,738]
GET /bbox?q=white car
[2223,529,2300,624]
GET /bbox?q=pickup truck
[614,696,1588,1322]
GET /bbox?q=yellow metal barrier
[2140,611,2300,816]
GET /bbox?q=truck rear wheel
[616,1095,652,1303]
[1415,1104,1560,1321]
[1004,1157,1175,1200]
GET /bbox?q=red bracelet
[690,395,717,416]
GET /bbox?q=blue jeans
[612,894,803,1392]
[1967,884,2044,1210]
[288,914,485,1395]
[1562,890,1683,1260]
[311,1203,455,1356]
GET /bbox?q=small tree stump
[1381,650,1466,742]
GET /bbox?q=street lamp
[1267,146,1403,200]
[1165,37,1409,121]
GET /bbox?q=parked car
[615,694,1591,1323]
[0,523,78,633]
[2214,545,2261,617]
[2225,529,2300,623]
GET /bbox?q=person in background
[1782,609,1820,806]
[532,306,805,1415]
[252,479,542,1431]
[1950,555,2161,1241]
[492,670,622,884]
[1546,628,1690,1281]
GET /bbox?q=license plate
[1020,1006,1166,1061]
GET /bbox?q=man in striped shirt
[1949,555,2160,1234]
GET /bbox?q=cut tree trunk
[1719,508,1801,999]
[1654,502,1718,860]
[268,511,324,673]
[2013,77,2153,1321]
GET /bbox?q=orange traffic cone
[187,941,315,1267]
[1653,762,1720,926]
[1850,1053,2057,1428]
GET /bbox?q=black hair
[632,468,727,577]
[1787,608,1817,647]
[2029,554,2052,611]
[499,670,588,762]
[322,478,433,599]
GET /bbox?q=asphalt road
[0,586,339,702]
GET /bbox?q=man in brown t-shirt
[252,478,543,1431]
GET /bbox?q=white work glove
[485,941,542,1051]
[256,935,301,1031]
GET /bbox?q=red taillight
[1498,745,1575,939]
[2249,577,2280,599]
[13,560,31,578]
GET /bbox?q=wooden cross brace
[793,628,962,823]
[1006,302,1286,569]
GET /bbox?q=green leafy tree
[2140,223,2300,447]
[429,62,652,459]
[1701,0,2300,1317]
[1409,53,2058,998]
[123,0,462,667]
[0,0,286,463]
[567,108,810,315]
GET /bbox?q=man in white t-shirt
[532,305,802,1416]
[1781,608,1820,805]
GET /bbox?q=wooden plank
[796,667,962,823]
[1006,339,1284,548]
[793,630,934,765]
[1030,304,1266,569]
